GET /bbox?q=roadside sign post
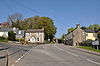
[97,45,99,50]
[92,40,99,50]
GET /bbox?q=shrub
[80,39,93,46]
[8,31,16,41]
[0,36,8,42]
[0,36,5,40]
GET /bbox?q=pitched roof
[0,27,19,32]
[84,29,95,33]
[0,28,12,32]
[0,22,9,25]
[26,29,44,33]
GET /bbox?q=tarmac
[70,46,100,56]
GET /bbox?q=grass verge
[78,46,100,52]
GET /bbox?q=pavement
[13,44,100,66]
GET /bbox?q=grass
[0,39,8,42]
[78,46,100,52]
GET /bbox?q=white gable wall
[0,32,8,37]
[25,32,44,43]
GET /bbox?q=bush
[15,39,19,41]
[80,39,93,46]
[0,36,5,40]
[8,31,16,41]
[0,36,8,42]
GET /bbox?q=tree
[81,26,87,30]
[10,16,57,41]
[8,13,23,28]
[35,17,57,41]
[8,31,16,41]
[88,24,100,32]
[97,31,100,40]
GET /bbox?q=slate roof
[84,29,95,33]
[26,29,44,33]
[0,28,13,32]
[0,27,25,38]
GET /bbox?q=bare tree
[8,13,23,28]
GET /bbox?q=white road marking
[87,59,100,65]
[54,45,79,57]
[11,46,34,66]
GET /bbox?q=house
[65,24,97,46]
[0,27,25,39]
[0,22,9,27]
[84,29,96,40]
[12,27,25,39]
[15,30,25,39]
[25,28,44,43]
[0,28,12,37]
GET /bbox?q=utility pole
[4,47,9,66]
[6,51,8,66]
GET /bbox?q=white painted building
[0,27,25,39]
[0,31,8,37]
[25,29,44,43]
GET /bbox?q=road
[13,44,100,66]
[0,43,35,66]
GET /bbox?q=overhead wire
[8,0,42,15]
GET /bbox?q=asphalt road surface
[0,43,35,66]
[13,44,100,66]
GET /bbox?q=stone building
[65,24,97,46]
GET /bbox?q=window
[37,37,39,41]
[28,39,30,41]
[26,33,29,36]
[19,31,21,34]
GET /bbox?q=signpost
[92,40,99,50]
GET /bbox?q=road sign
[92,40,99,45]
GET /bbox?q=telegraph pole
[4,47,9,66]
[6,51,8,66]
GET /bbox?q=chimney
[76,24,80,28]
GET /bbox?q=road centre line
[11,46,34,66]
[54,44,79,57]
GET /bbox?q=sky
[0,0,100,38]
